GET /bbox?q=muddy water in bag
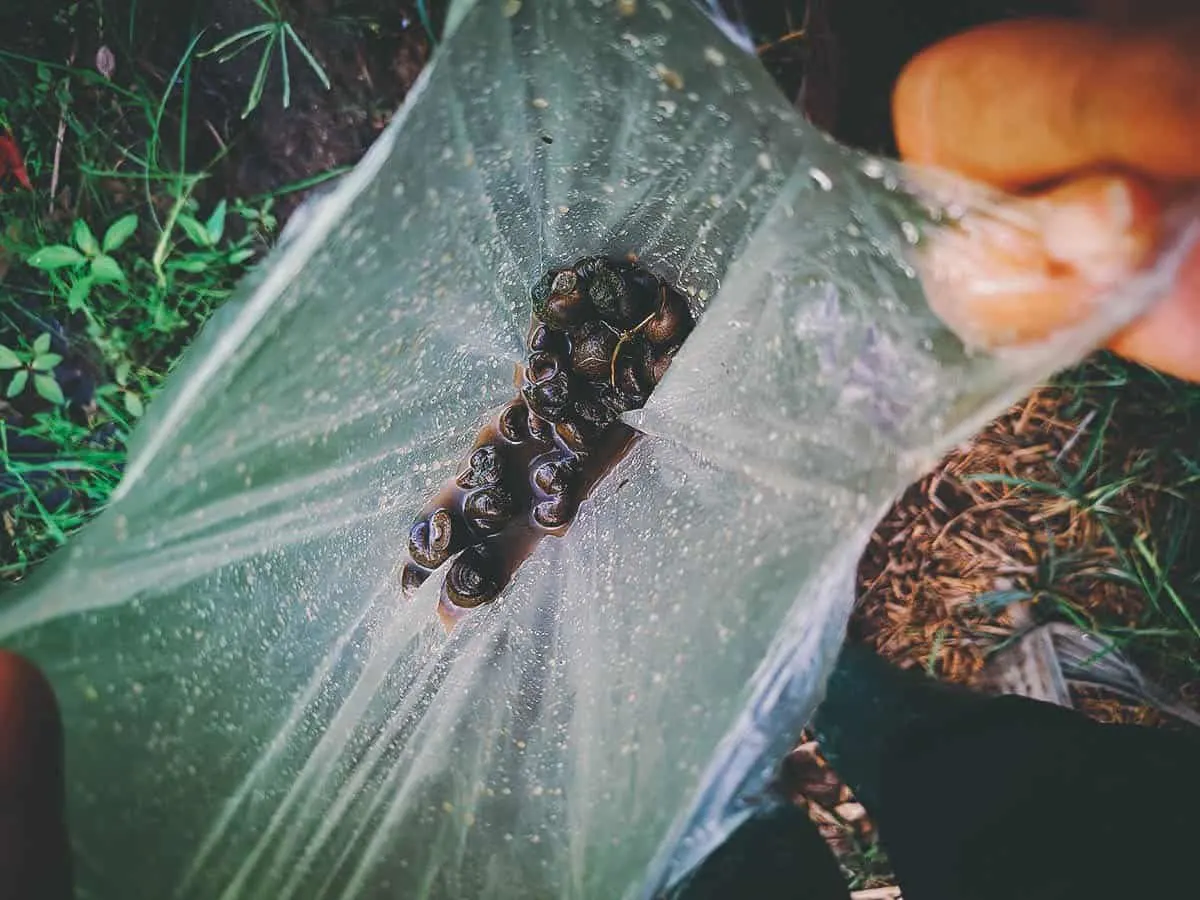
[0,1,1186,898]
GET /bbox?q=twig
[47,46,78,213]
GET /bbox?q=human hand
[893,11,1200,381]
[0,650,72,898]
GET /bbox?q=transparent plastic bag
[1,1,1196,898]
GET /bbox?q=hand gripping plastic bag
[2,1,1197,897]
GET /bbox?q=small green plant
[26,214,138,311]
[0,333,65,404]
[201,0,331,118]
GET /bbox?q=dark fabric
[681,643,1200,900]
[671,802,850,900]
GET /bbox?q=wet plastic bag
[2,1,1196,898]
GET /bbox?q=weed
[0,3,281,584]
[200,0,331,119]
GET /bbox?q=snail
[499,400,531,443]
[441,547,502,609]
[533,455,581,495]
[577,257,629,321]
[526,410,555,445]
[456,443,505,489]
[522,370,572,423]
[526,350,562,383]
[533,494,578,530]
[400,561,429,597]
[570,320,619,380]
[644,284,692,346]
[463,485,516,536]
[408,507,456,569]
[532,269,592,329]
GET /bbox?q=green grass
[0,3,285,584]
[971,353,1200,688]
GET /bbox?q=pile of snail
[400,256,695,626]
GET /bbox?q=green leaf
[73,219,100,256]
[33,333,51,355]
[90,254,125,283]
[205,200,228,245]
[227,248,256,265]
[177,213,213,248]
[27,244,85,270]
[33,373,65,405]
[201,23,273,59]
[0,345,22,369]
[115,361,132,386]
[102,214,139,252]
[6,369,28,398]
[33,353,63,372]
[284,24,331,90]
[67,276,93,311]
[243,30,277,118]
[173,258,209,273]
[124,391,144,418]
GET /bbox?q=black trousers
[676,645,1200,900]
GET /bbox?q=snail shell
[646,345,678,387]
[528,322,567,354]
[400,561,429,598]
[570,320,619,381]
[441,547,501,609]
[499,400,530,443]
[521,370,572,423]
[526,350,562,383]
[532,269,591,329]
[612,338,651,406]
[554,418,593,455]
[533,455,581,495]
[644,285,692,346]
[581,259,629,320]
[408,507,455,568]
[526,412,555,445]
[456,443,505,489]
[463,485,516,536]
[533,494,579,530]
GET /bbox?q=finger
[917,172,1163,347]
[893,18,1200,189]
[0,651,72,899]
[1109,242,1200,381]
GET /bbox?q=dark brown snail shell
[612,338,651,404]
[581,260,629,320]
[644,285,692,346]
[526,350,562,383]
[457,443,505,489]
[554,419,593,455]
[408,507,455,568]
[400,561,429,598]
[528,322,566,354]
[522,370,572,423]
[533,494,579,530]
[646,345,678,387]
[532,269,591,329]
[533,456,581,495]
[499,400,530,443]
[463,485,516,535]
[441,548,501,609]
[570,321,619,381]
[526,411,555,445]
